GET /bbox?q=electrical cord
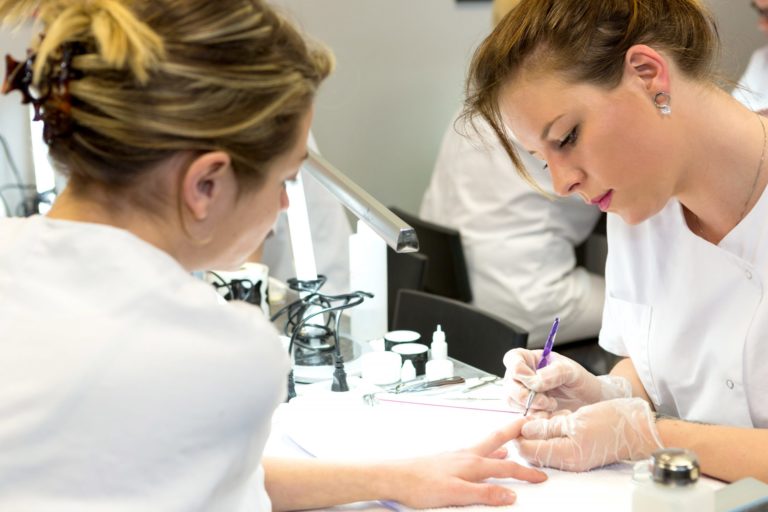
[270,276,373,399]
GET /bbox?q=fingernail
[502,490,517,503]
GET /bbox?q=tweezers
[392,376,465,394]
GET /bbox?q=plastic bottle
[425,325,453,380]
[632,448,715,512]
[430,324,448,360]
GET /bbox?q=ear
[181,151,234,222]
[623,44,671,95]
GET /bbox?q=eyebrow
[540,114,565,141]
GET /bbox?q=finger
[516,438,588,472]
[446,482,517,507]
[505,383,558,411]
[480,458,549,483]
[503,349,541,379]
[467,419,526,455]
[521,360,577,392]
[487,446,508,459]
[521,415,571,440]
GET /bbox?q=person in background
[467,0,768,482]
[0,0,546,509]
[259,132,352,295]
[733,0,768,113]
[420,0,604,348]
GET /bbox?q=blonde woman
[467,0,768,482]
[0,1,545,509]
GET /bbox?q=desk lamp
[276,150,419,399]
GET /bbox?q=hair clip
[3,53,37,106]
[3,42,85,144]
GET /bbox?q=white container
[430,324,448,360]
[349,221,388,343]
[425,358,454,380]
[359,351,402,386]
[632,449,715,512]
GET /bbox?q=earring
[654,92,671,116]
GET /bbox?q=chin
[617,204,662,226]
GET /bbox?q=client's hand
[516,397,663,472]
[503,348,631,412]
[386,419,547,508]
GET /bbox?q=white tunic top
[733,45,768,112]
[420,113,604,347]
[0,216,290,510]
[600,192,768,427]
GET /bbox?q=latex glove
[386,419,547,508]
[516,397,663,472]
[502,348,631,412]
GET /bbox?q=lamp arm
[302,151,419,253]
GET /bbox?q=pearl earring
[654,92,671,116]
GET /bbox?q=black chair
[392,289,527,377]
[387,249,428,329]
[389,207,472,303]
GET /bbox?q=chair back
[387,249,428,329]
[389,207,472,303]
[392,289,527,376]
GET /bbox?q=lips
[590,190,613,212]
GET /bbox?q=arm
[264,419,546,511]
[607,358,768,481]
[657,418,768,483]
[609,357,651,403]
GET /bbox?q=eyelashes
[541,125,579,172]
[558,126,579,148]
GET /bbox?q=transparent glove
[502,348,631,412]
[515,397,663,472]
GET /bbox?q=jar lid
[651,448,701,486]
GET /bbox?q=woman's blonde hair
[0,0,333,193]
[465,0,719,178]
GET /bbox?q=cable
[272,279,373,399]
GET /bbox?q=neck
[47,186,192,268]
[675,89,768,243]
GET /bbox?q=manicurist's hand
[503,348,632,412]
[381,419,547,508]
[516,397,662,472]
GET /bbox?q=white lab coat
[0,216,289,509]
[600,193,768,427]
[733,45,768,112]
[261,133,352,295]
[420,114,604,348]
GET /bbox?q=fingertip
[521,419,543,438]
[489,446,508,459]
[531,468,548,483]
[497,488,517,505]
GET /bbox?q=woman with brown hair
[468,0,768,482]
[0,0,545,509]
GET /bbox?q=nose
[760,17,768,34]
[547,159,584,197]
[280,186,290,211]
